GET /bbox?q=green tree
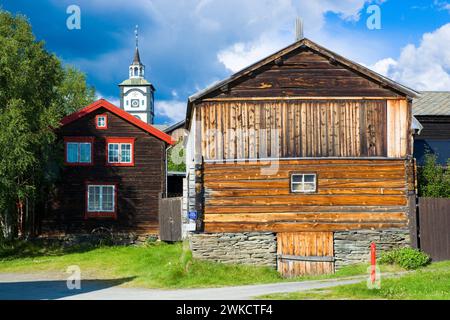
[56,65,95,116]
[418,154,450,198]
[168,141,186,173]
[0,11,94,239]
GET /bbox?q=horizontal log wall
[203,159,409,233]
[200,100,392,161]
[206,49,402,98]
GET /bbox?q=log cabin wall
[203,159,409,233]
[50,108,166,235]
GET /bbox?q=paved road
[0,273,367,300]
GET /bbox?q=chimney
[295,17,304,41]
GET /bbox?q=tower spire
[132,25,142,66]
[135,25,139,49]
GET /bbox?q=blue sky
[2,0,450,124]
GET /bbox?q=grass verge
[260,260,450,300]
[0,241,403,289]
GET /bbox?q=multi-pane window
[96,114,107,129]
[65,138,93,165]
[87,185,115,212]
[106,138,134,165]
[291,174,317,193]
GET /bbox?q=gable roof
[60,99,174,145]
[186,38,419,128]
[164,120,186,134]
[413,91,450,116]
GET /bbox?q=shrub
[379,247,431,270]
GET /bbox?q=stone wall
[334,228,410,270]
[189,232,277,268]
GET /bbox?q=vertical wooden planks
[277,232,335,277]
[200,100,390,161]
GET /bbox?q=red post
[370,242,376,284]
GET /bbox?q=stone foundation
[189,232,277,268]
[334,228,410,270]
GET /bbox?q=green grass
[0,241,404,290]
[260,260,450,300]
[0,241,284,288]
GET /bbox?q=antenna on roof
[295,17,304,41]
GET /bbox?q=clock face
[131,99,139,107]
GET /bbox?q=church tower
[119,26,155,124]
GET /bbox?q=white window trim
[107,143,133,164]
[291,173,317,193]
[67,142,92,164]
[97,116,107,128]
[87,185,115,212]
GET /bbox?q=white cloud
[155,100,186,123]
[95,92,120,107]
[215,0,375,73]
[218,34,287,73]
[369,58,398,76]
[369,23,450,91]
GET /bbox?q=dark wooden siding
[414,116,450,140]
[204,48,402,99]
[203,159,409,233]
[199,100,387,160]
[418,197,450,261]
[49,107,166,235]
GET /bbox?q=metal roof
[119,78,153,86]
[413,91,450,116]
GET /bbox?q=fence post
[408,194,419,249]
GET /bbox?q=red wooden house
[46,99,174,236]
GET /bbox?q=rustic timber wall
[189,232,277,267]
[203,48,403,99]
[334,228,410,269]
[203,159,409,233]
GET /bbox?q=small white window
[96,115,107,128]
[87,185,115,212]
[291,174,317,193]
[108,143,132,164]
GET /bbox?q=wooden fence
[159,197,182,242]
[416,197,450,261]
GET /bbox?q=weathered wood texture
[277,232,334,277]
[418,197,450,261]
[49,107,166,235]
[159,197,182,241]
[203,159,409,233]
[203,48,403,99]
[199,100,398,160]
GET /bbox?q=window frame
[290,173,318,194]
[95,114,108,130]
[85,182,118,219]
[105,137,135,167]
[64,137,94,166]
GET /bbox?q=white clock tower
[119,26,155,124]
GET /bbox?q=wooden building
[185,38,419,275]
[413,91,450,165]
[46,99,174,235]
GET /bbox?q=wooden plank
[278,254,334,262]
